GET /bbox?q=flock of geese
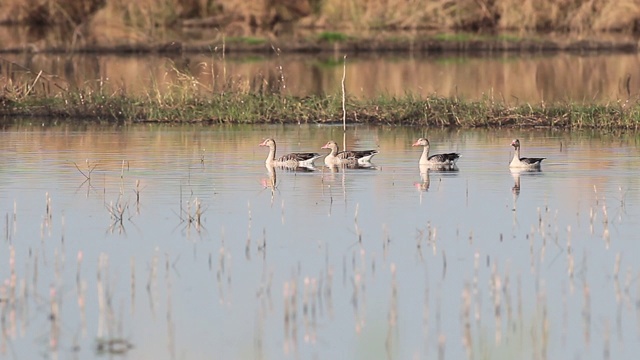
[259,137,545,170]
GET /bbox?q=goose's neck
[512,146,521,161]
[265,145,276,163]
[419,145,430,164]
[331,144,339,157]
[326,145,338,158]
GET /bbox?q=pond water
[2,51,640,103]
[0,122,639,359]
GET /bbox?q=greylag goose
[412,138,460,166]
[321,140,379,166]
[259,138,321,167]
[509,139,545,168]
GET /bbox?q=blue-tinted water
[0,123,639,359]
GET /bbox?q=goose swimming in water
[259,138,322,167]
[321,140,379,166]
[412,138,460,166]
[509,139,545,169]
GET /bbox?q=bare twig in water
[133,180,146,207]
[106,199,127,224]
[105,197,131,234]
[73,159,98,180]
[179,197,208,234]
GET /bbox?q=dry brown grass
[0,0,640,35]
[318,0,640,33]
[0,0,106,26]
[495,0,640,33]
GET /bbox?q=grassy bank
[1,90,639,129]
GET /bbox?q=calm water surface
[1,123,640,360]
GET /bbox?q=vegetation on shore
[2,1,640,127]
[2,88,639,129]
[1,0,640,54]
[4,0,640,34]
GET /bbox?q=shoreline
[1,31,639,128]
[1,94,638,129]
[0,35,637,55]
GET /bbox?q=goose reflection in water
[510,168,543,223]
[323,161,378,173]
[415,163,459,192]
[261,163,317,190]
[510,168,542,198]
[262,164,278,190]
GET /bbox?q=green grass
[317,31,350,43]
[432,33,530,43]
[432,33,476,42]
[2,88,639,129]
[496,34,522,42]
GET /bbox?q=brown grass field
[1,0,640,44]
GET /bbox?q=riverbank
[1,92,638,129]
[0,31,638,55]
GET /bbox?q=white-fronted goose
[321,140,379,166]
[412,138,460,166]
[509,139,545,169]
[259,138,321,167]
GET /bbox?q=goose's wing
[428,153,460,163]
[350,150,379,159]
[278,152,321,162]
[520,157,545,165]
[337,150,379,160]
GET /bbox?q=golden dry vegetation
[1,0,640,47]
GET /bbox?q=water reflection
[261,163,319,196]
[263,164,278,189]
[2,51,640,102]
[416,164,432,191]
[510,167,543,197]
[1,124,640,359]
[324,162,379,173]
[415,164,460,192]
